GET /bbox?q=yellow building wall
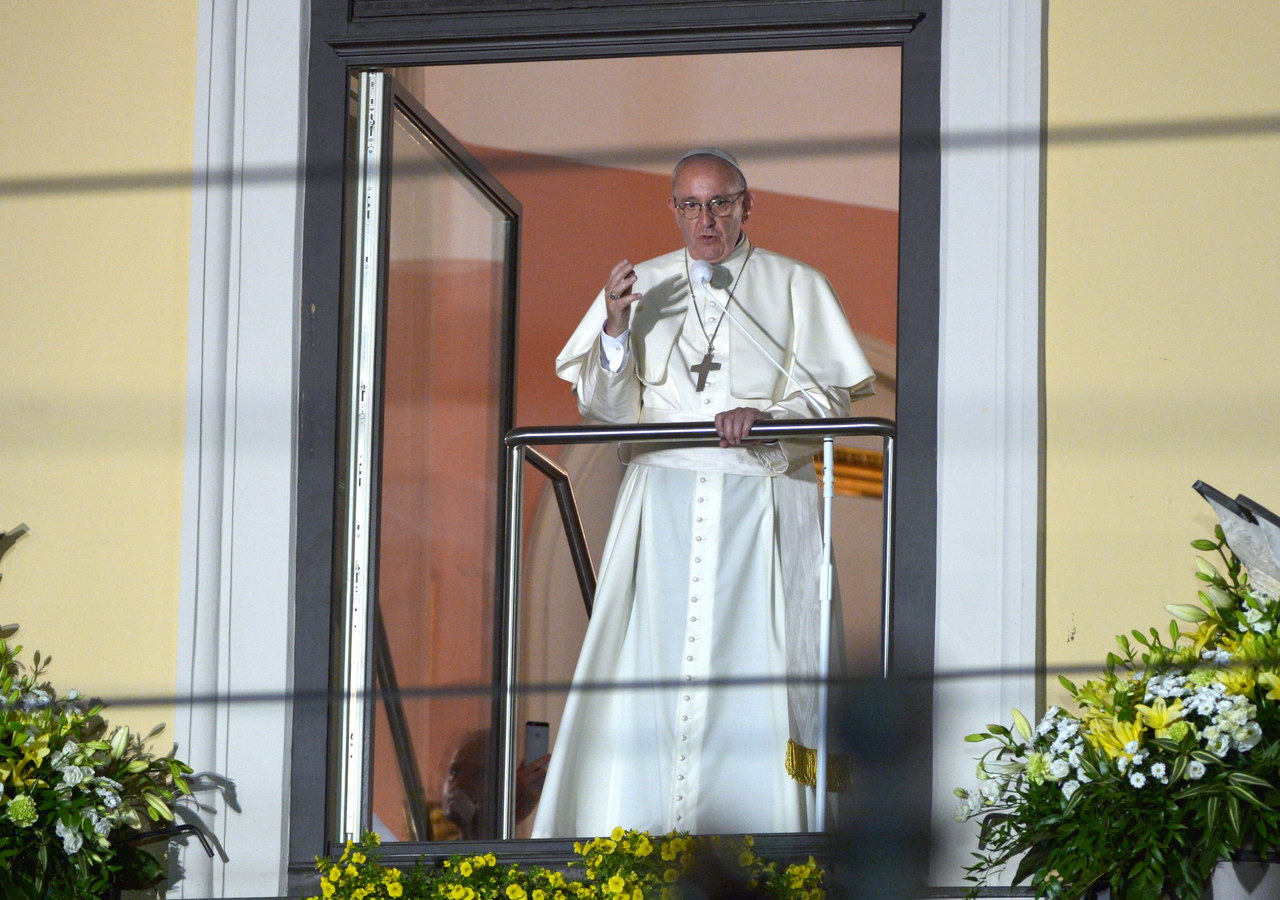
[1045,3,1280,702]
[0,4,198,736]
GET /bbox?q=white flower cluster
[954,774,1006,821]
[954,707,1092,820]
[1034,706,1089,794]
[1202,694,1262,756]
[1115,740,1168,789]
[1145,658,1262,758]
[44,740,127,855]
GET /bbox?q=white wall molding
[932,1,1044,885]
[175,1,308,895]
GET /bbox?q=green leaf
[1058,675,1077,695]
[1227,783,1266,808]
[1191,538,1219,551]
[964,733,990,742]
[1227,793,1243,841]
[1175,782,1220,800]
[1227,771,1272,790]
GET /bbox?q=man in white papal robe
[531,149,874,838]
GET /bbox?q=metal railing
[497,416,896,837]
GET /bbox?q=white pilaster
[176,1,308,895]
[933,0,1044,886]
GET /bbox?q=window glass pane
[369,103,508,841]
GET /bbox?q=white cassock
[531,237,874,838]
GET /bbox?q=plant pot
[1208,860,1280,900]
[1088,861,1280,900]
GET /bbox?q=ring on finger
[609,291,618,300]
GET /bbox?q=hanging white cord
[816,436,834,830]
[699,301,827,419]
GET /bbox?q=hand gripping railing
[497,416,896,838]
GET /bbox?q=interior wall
[460,147,898,431]
[1044,2,1280,703]
[0,3,196,736]
[398,49,902,211]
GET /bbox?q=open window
[294,0,941,880]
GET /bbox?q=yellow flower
[1217,664,1257,696]
[352,851,366,864]
[611,826,625,841]
[345,864,358,878]
[664,869,681,883]
[387,884,403,898]
[1258,670,1280,700]
[661,843,679,862]
[607,875,626,894]
[739,850,755,867]
[320,882,335,899]
[459,861,473,876]
[533,891,547,900]
[485,853,497,867]
[329,866,342,882]
[507,885,528,900]
[630,889,643,900]
[1085,716,1145,759]
[1134,697,1185,737]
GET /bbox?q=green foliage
[957,533,1280,899]
[0,626,193,899]
[310,830,827,900]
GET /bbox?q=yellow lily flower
[1086,716,1145,759]
[1216,664,1257,696]
[1257,670,1280,701]
[1134,697,1185,737]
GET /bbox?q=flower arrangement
[957,527,1280,899]
[0,623,194,899]
[309,828,826,900]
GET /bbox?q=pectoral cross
[690,351,721,392]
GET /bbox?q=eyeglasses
[672,191,745,220]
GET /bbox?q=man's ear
[741,190,755,221]
[667,196,678,213]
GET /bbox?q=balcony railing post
[499,442,525,839]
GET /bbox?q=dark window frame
[292,0,940,888]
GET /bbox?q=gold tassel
[785,739,853,791]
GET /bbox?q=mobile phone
[524,720,550,764]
